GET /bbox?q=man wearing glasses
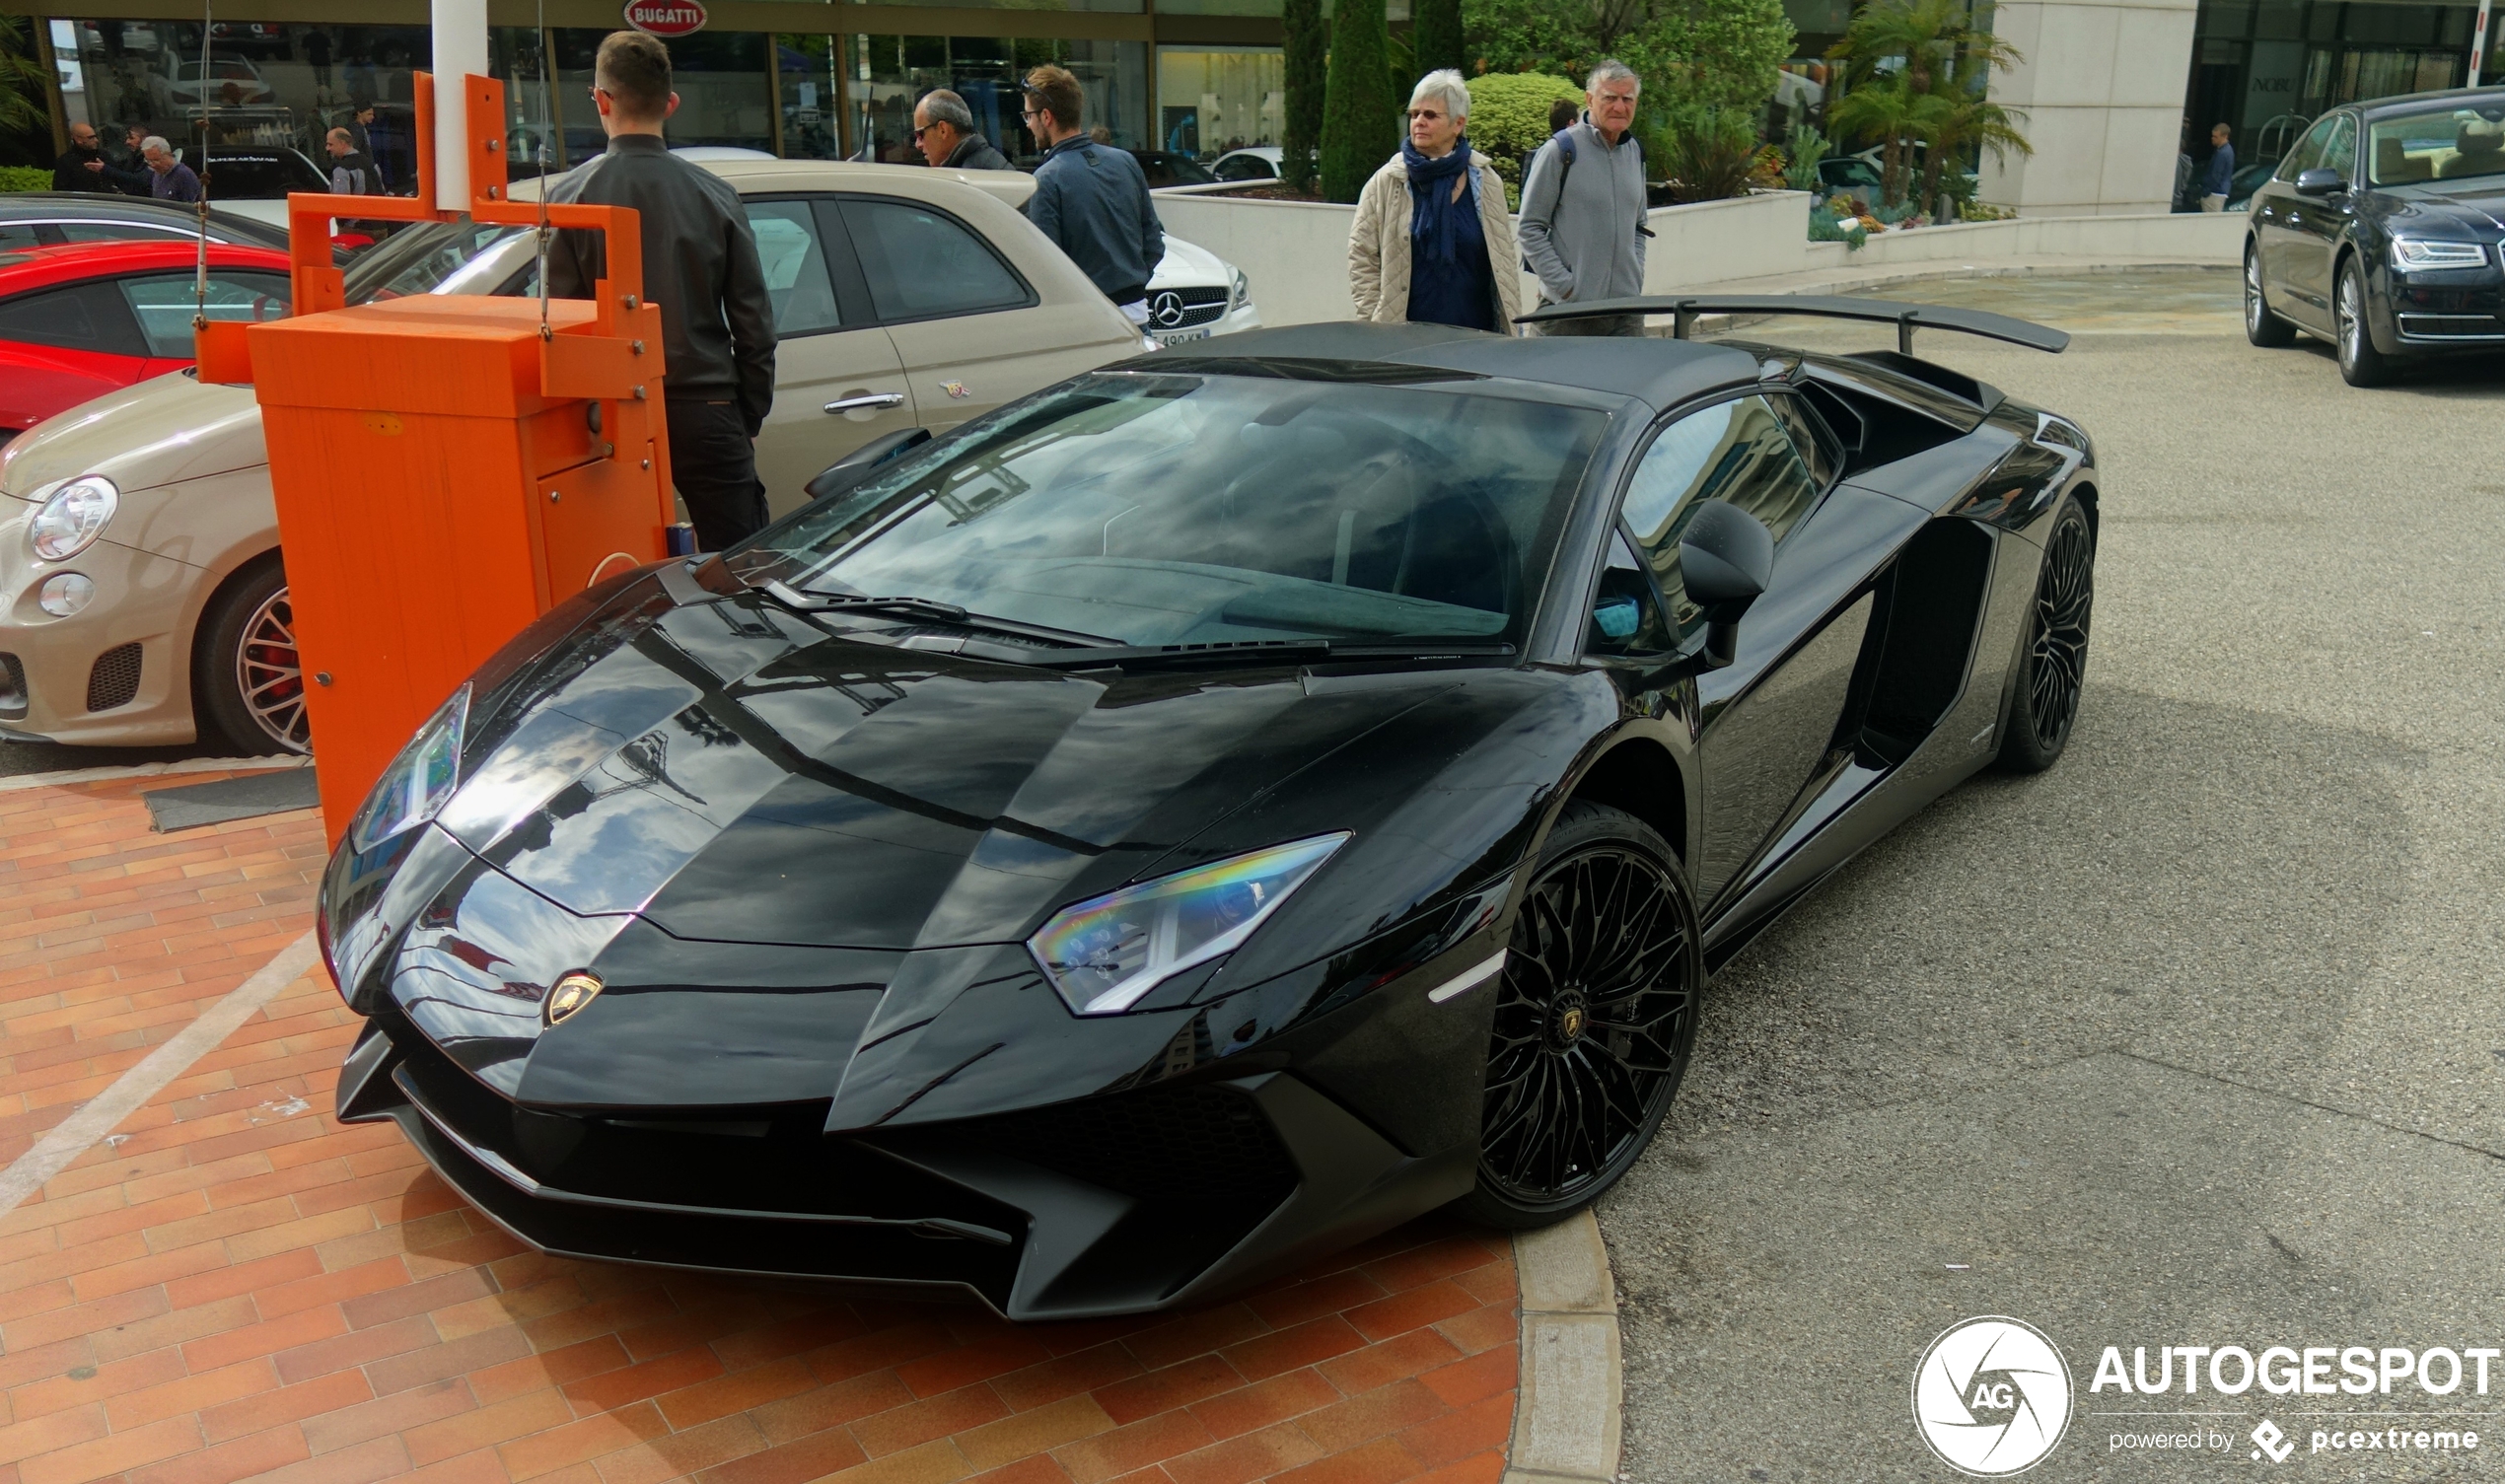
[544,32,778,552]
[1518,59,1651,336]
[1019,65,1165,326]
[914,90,1011,172]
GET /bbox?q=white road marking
[0,931,322,1218]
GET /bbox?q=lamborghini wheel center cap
[544,971,603,1025]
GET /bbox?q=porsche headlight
[350,684,468,852]
[29,476,118,562]
[1030,832,1349,1015]
[2391,238,2488,271]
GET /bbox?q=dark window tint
[57,221,192,245]
[2318,116,2357,181]
[1213,154,1275,181]
[742,199,843,334]
[0,225,45,250]
[2278,114,2340,181]
[1621,393,1825,637]
[1769,392,1838,490]
[0,283,143,356]
[120,271,291,358]
[1588,530,1675,656]
[839,198,1029,323]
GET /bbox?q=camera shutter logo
[1912,1317,2074,1476]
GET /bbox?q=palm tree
[1917,59,2031,215]
[1825,75,1945,206]
[0,18,55,139]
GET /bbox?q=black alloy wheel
[1463,801,1701,1228]
[2335,257,2393,387]
[195,555,311,755]
[1996,497,2094,773]
[2245,244,2295,347]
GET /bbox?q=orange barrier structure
[199,73,675,846]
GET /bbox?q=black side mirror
[1680,499,1773,669]
[2294,167,2346,197]
[806,427,932,502]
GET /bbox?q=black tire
[194,555,311,755]
[1459,800,1702,1230]
[2244,243,2295,348]
[1995,498,2094,773]
[2334,256,2393,388]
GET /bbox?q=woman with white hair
[1348,71,1521,331]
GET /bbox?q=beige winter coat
[1347,151,1524,329]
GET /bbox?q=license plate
[1154,327,1212,345]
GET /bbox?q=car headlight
[350,683,468,852]
[1029,832,1350,1015]
[2391,238,2488,271]
[1230,266,1251,309]
[29,476,117,562]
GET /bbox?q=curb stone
[1507,1210,1623,1484]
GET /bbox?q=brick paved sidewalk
[0,773,1520,1484]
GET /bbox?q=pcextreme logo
[1913,1317,2076,1476]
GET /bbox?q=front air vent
[86,642,141,713]
[0,652,25,718]
[2397,314,2505,339]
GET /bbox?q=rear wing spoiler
[1515,295,2071,356]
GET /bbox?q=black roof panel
[1129,322,1759,412]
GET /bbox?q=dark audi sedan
[2244,87,2505,385]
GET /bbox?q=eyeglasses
[1406,108,1446,120]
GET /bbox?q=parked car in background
[190,149,334,230]
[0,240,291,440]
[2244,86,2505,386]
[156,53,274,109]
[0,162,1154,755]
[1212,145,1283,182]
[0,193,298,252]
[1133,150,1218,188]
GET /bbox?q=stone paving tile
[0,775,1521,1484]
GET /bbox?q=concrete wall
[1155,189,1819,326]
[1158,188,2240,324]
[1978,0,2201,216]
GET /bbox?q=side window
[1587,531,1674,656]
[57,222,181,245]
[1768,393,1838,491]
[1620,394,1824,638]
[839,198,1031,323]
[0,223,49,249]
[0,282,144,356]
[2278,114,2338,180]
[2320,115,2358,181]
[741,198,843,335]
[118,271,290,358]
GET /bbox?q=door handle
[824,392,906,413]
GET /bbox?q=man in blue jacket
[1020,65,1164,326]
[2201,123,2236,211]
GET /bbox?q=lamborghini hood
[437,581,1457,954]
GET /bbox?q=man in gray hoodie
[1518,60,1649,336]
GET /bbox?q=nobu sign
[622,0,706,35]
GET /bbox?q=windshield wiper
[757,580,1118,648]
[1017,639,1515,671]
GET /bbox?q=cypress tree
[1411,0,1466,81]
[1281,0,1325,193]
[1321,0,1398,202]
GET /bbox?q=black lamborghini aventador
[319,298,2100,1319]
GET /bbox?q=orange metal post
[200,73,675,847]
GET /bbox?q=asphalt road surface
[1605,270,2505,1480]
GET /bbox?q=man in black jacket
[544,32,778,552]
[913,90,1009,171]
[51,122,118,192]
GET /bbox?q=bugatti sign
[622,0,706,35]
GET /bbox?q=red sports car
[0,241,292,440]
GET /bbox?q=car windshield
[343,217,525,303]
[201,154,323,198]
[2367,104,2505,185]
[754,372,1609,649]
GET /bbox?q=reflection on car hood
[2380,180,2505,235]
[0,371,264,499]
[1150,235,1230,291]
[450,587,1451,953]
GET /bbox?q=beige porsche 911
[0,160,1257,754]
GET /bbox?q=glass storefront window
[59,21,428,196]
[842,35,1146,162]
[551,29,772,160]
[2184,0,2491,178]
[1155,46,1280,158]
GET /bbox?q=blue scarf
[1402,135,1475,267]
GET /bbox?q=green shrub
[1808,207,1865,248]
[1282,0,1325,192]
[1322,0,1399,201]
[1651,103,1758,203]
[0,166,51,193]
[1781,123,1829,192]
[1465,72,1582,165]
